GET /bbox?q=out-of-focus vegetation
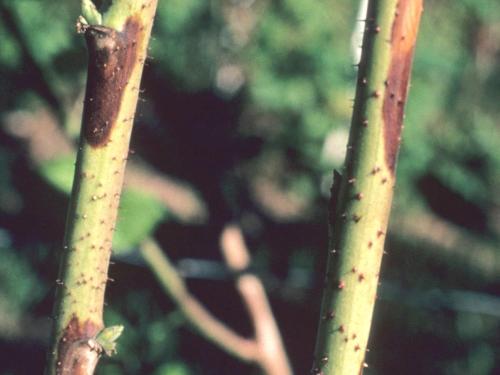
[0,0,499,374]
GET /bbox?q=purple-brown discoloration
[382,0,423,173]
[82,18,140,147]
[56,316,101,375]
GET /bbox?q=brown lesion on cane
[82,17,143,147]
[56,315,102,375]
[382,0,423,174]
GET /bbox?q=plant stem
[140,238,260,363]
[45,1,158,374]
[312,1,423,374]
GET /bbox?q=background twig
[220,224,293,375]
[140,238,260,363]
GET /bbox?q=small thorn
[323,311,335,320]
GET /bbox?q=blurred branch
[220,224,292,375]
[140,238,260,363]
[2,107,208,224]
[141,225,293,375]
[246,153,313,222]
[124,161,208,224]
[2,109,74,161]
[380,282,500,318]
[391,210,500,282]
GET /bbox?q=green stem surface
[312,1,423,374]
[45,2,158,374]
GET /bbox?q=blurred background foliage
[0,0,499,374]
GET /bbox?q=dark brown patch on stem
[382,0,423,173]
[82,18,141,147]
[56,315,101,375]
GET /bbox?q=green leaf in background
[153,362,191,375]
[8,0,75,65]
[38,155,167,254]
[38,155,75,193]
[151,0,212,90]
[113,189,167,254]
[0,21,21,69]
[0,245,43,313]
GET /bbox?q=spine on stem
[312,1,423,374]
[45,1,158,374]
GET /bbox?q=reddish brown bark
[82,18,140,147]
[382,0,423,173]
[56,316,101,375]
